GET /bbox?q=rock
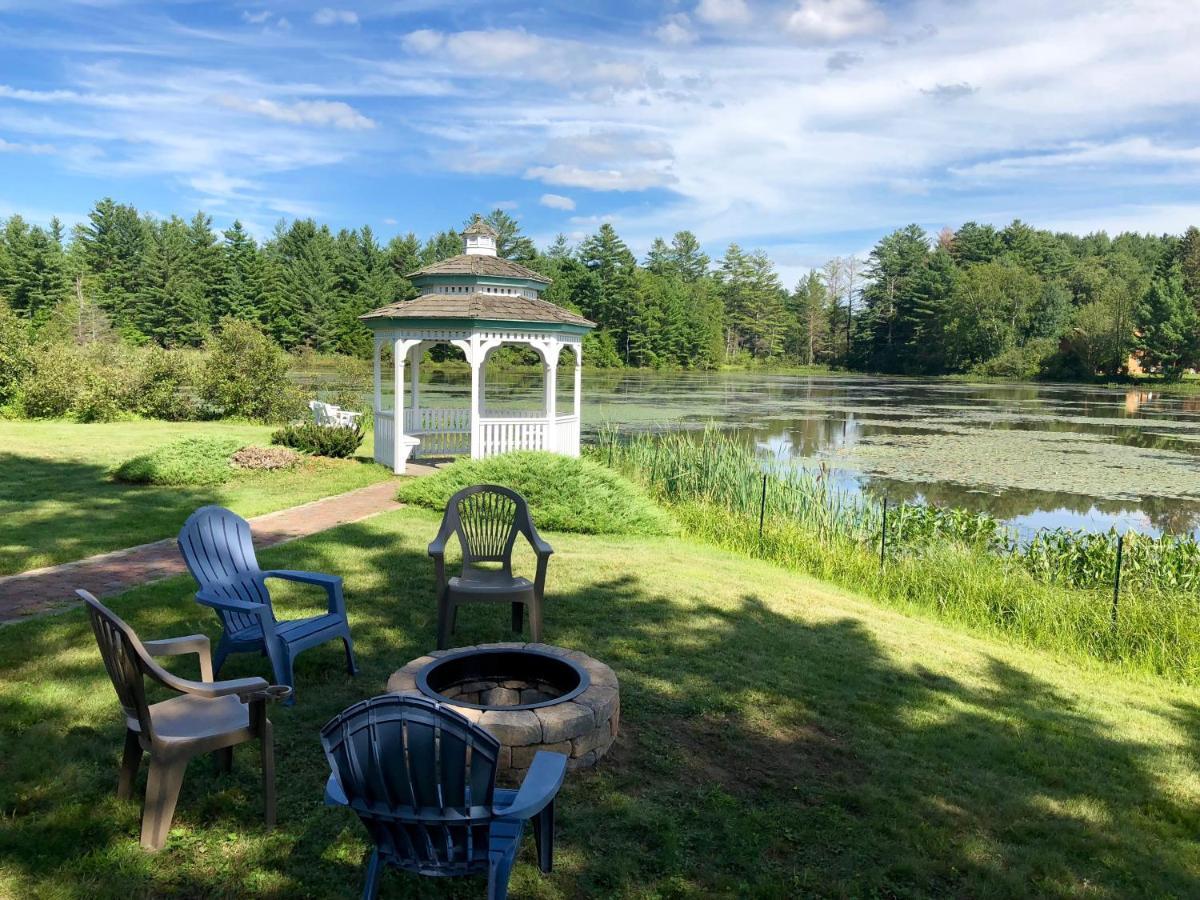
[511,741,571,768]
[478,709,542,746]
[536,701,594,743]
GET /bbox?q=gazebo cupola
[360,217,595,473]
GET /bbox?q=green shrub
[134,346,199,421]
[271,423,364,458]
[397,451,675,536]
[19,343,82,418]
[199,319,292,421]
[0,301,32,407]
[112,437,245,486]
[970,338,1058,379]
[74,367,128,423]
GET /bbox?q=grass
[0,421,391,576]
[0,506,1198,897]
[594,428,1200,683]
[397,451,675,536]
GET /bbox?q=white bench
[309,400,363,429]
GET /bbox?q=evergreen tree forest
[2,198,1199,379]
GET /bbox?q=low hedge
[271,423,364,458]
[396,451,675,536]
[112,437,245,486]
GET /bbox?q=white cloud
[383,216,398,225]
[526,164,674,192]
[312,8,358,27]
[0,137,55,154]
[241,10,272,25]
[215,95,375,130]
[540,192,576,210]
[656,13,697,45]
[401,29,444,54]
[695,0,750,25]
[785,0,885,42]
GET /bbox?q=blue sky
[1,0,1199,283]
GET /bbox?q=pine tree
[478,209,536,261]
[73,198,151,335]
[214,221,261,321]
[1137,268,1199,378]
[667,231,710,281]
[578,224,638,360]
[138,217,210,346]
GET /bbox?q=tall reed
[591,426,1200,683]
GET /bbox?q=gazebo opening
[361,217,595,473]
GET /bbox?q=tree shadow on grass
[1,516,1198,898]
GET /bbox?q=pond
[297,365,1200,540]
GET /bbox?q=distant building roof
[406,253,551,284]
[462,216,498,238]
[360,291,594,329]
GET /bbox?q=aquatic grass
[592,427,1200,683]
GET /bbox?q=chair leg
[215,746,233,774]
[341,632,359,676]
[261,719,276,829]
[141,756,187,851]
[534,800,555,873]
[528,595,544,643]
[487,845,517,900]
[212,636,232,677]
[511,602,523,634]
[436,596,453,650]
[117,728,142,800]
[361,848,384,900]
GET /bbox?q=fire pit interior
[388,642,619,780]
[418,647,589,710]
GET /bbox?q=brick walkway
[0,466,437,624]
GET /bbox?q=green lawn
[0,421,390,575]
[1,506,1197,898]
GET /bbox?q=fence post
[758,473,767,541]
[1111,532,1124,628]
[880,498,888,572]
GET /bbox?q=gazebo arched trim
[367,323,585,473]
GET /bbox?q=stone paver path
[0,467,435,624]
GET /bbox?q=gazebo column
[540,340,562,453]
[573,344,583,455]
[469,336,483,459]
[372,336,386,467]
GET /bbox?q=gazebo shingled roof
[359,291,594,328]
[405,253,551,283]
[462,216,498,237]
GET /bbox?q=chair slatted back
[80,591,156,742]
[447,485,523,571]
[321,695,500,877]
[178,506,272,634]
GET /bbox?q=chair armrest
[195,589,268,614]
[262,570,345,616]
[520,510,554,558]
[324,772,349,807]
[494,751,566,821]
[161,671,271,700]
[262,570,342,588]
[144,634,214,682]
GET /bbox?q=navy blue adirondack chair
[178,505,357,702]
[321,694,567,900]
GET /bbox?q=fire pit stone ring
[387,642,619,779]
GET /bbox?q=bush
[112,437,245,486]
[134,346,200,421]
[396,451,676,536]
[970,338,1058,379]
[271,423,364,458]
[199,319,293,421]
[19,344,82,418]
[0,301,31,408]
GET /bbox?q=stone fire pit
[388,642,619,780]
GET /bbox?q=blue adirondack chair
[321,694,567,900]
[178,505,357,702]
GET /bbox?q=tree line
[2,198,1198,378]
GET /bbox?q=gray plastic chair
[79,589,290,850]
[322,694,567,899]
[429,484,553,649]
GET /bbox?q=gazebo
[360,218,595,473]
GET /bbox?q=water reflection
[298,366,1200,539]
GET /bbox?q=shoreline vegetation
[592,428,1200,685]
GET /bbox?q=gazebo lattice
[360,218,595,473]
